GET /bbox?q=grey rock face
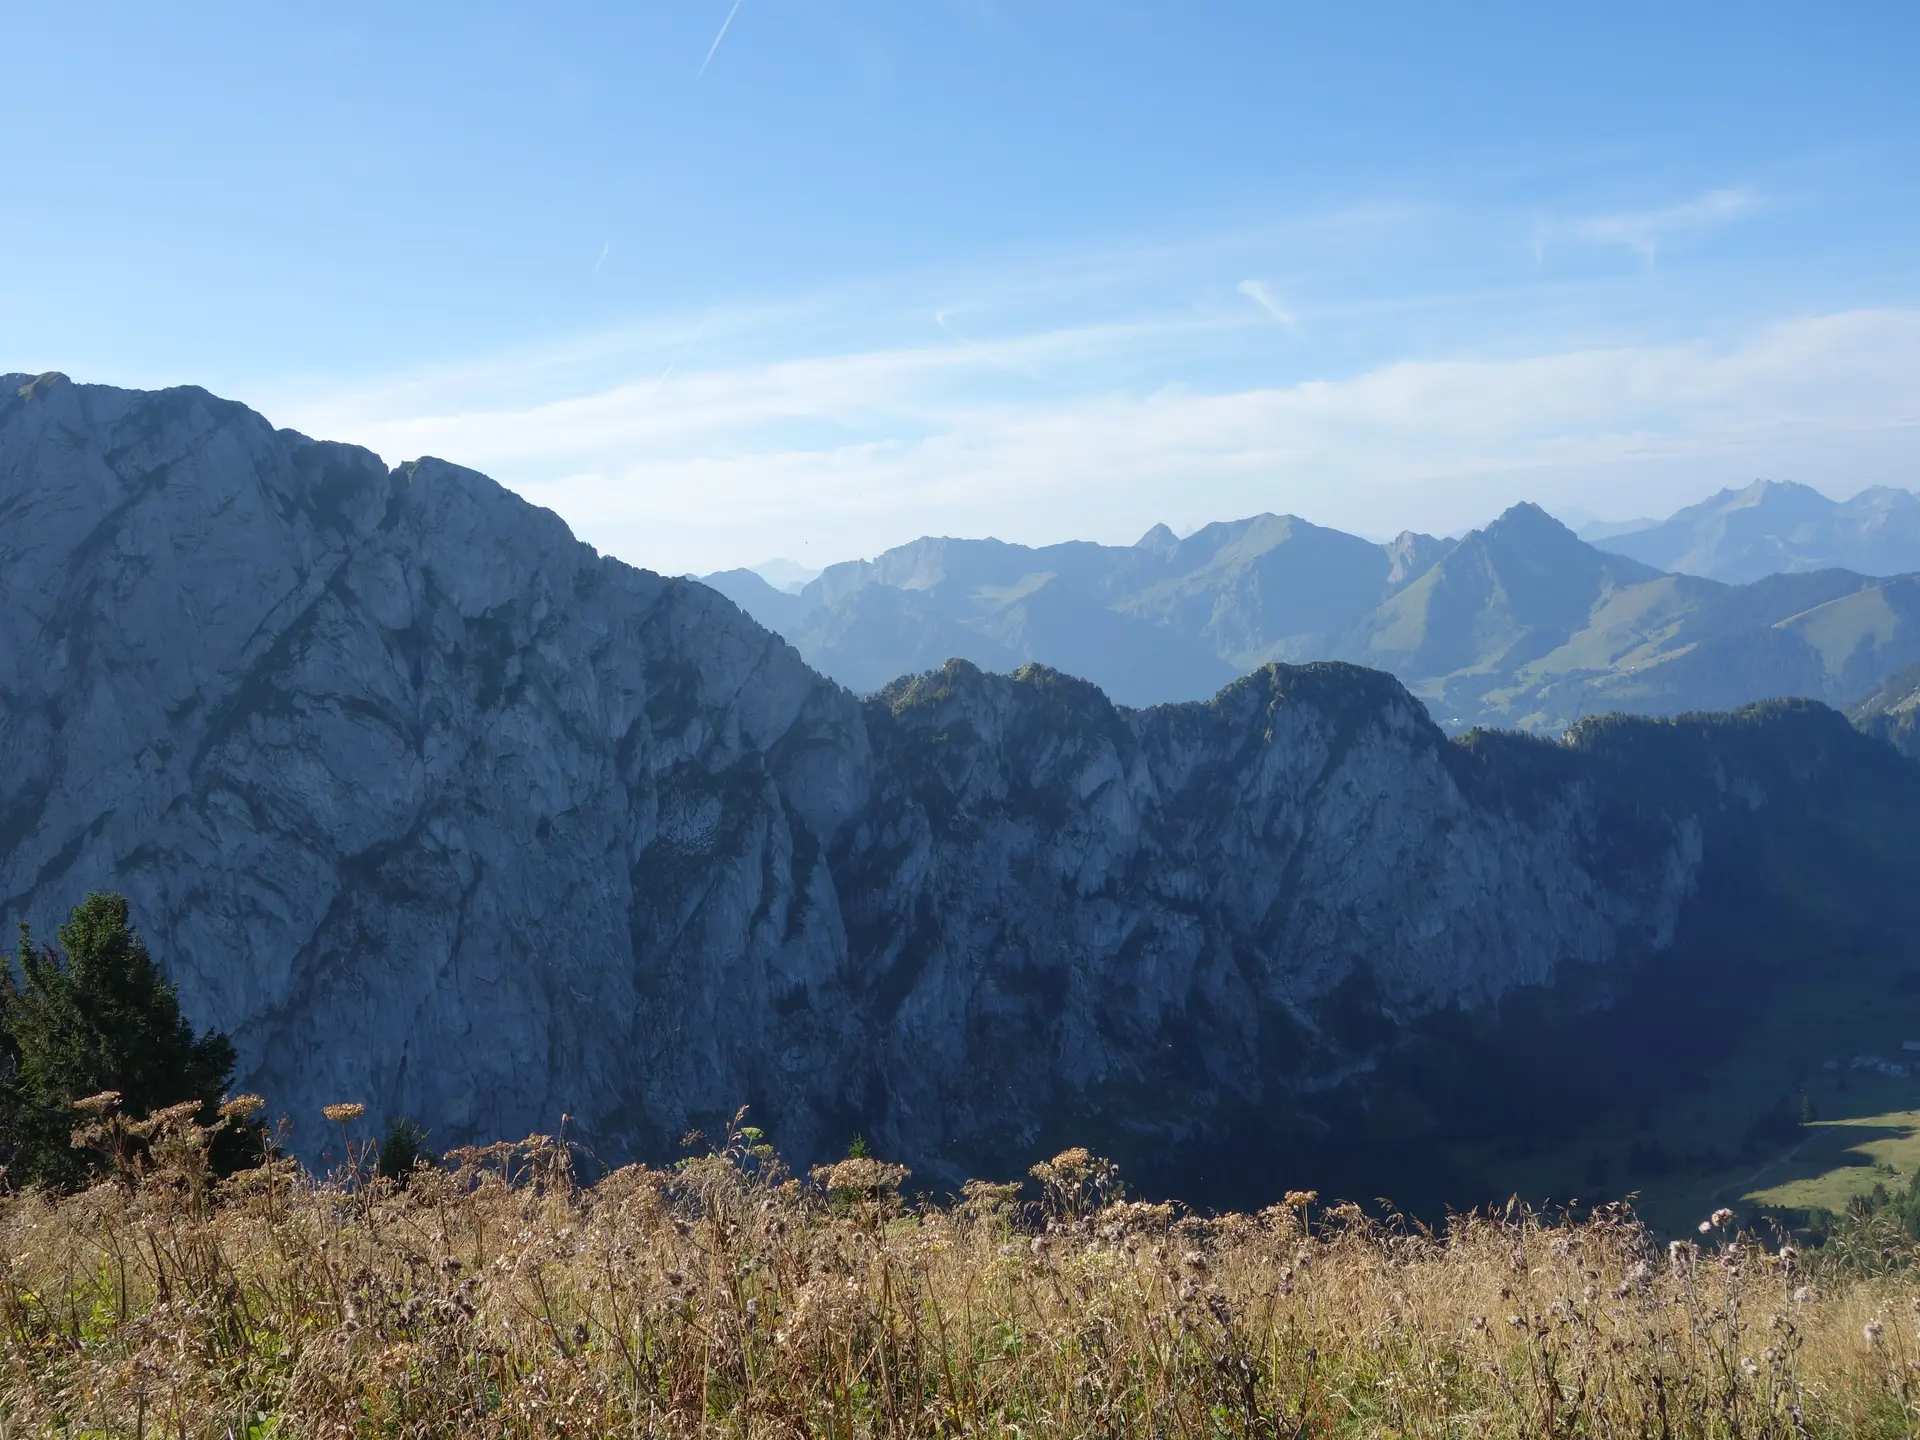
[0,374,1706,1178]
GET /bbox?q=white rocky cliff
[0,374,1727,1179]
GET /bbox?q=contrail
[642,315,710,407]
[1236,279,1302,334]
[594,240,610,276]
[697,0,745,80]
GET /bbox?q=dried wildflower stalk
[5,1118,1920,1437]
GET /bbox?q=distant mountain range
[1587,480,1920,583]
[705,484,1920,731]
[703,516,1453,708]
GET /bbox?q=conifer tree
[0,893,237,1188]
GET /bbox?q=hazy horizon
[6,4,1917,575]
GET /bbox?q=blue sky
[4,2,1918,573]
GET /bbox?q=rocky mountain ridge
[5,373,1918,1203]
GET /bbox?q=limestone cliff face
[1,374,1703,1177]
[833,663,1699,1169]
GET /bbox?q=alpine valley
[5,372,1920,1216]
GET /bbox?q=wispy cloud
[249,193,1912,576]
[697,0,746,80]
[1237,279,1302,333]
[1543,186,1761,267]
[640,314,708,406]
[271,305,1920,575]
[593,240,610,276]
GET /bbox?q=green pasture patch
[1745,1111,1920,1214]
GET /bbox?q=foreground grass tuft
[9,1109,1920,1436]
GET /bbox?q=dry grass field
[9,1101,1920,1437]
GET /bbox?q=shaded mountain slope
[1331,503,1676,685]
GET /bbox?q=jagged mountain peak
[1844,485,1920,516]
[1488,498,1564,526]
[1134,521,1179,554]
[1722,478,1835,510]
[1454,501,1663,585]
[1479,500,1595,548]
[1384,529,1453,587]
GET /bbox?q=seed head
[72,1091,122,1116]
[1864,1318,1886,1344]
[323,1103,366,1124]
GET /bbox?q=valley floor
[1449,908,1920,1238]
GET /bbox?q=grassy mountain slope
[1850,659,1920,760]
[1327,506,1920,733]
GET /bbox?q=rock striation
[1,374,1907,1192]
